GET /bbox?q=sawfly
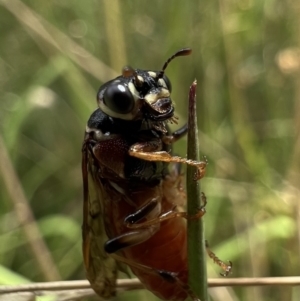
[82,48,231,301]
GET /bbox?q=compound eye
[103,83,135,114]
[162,75,172,93]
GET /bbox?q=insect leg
[162,123,188,144]
[105,193,206,252]
[104,195,163,253]
[104,224,160,254]
[129,142,207,180]
[125,192,207,229]
[205,240,232,276]
[172,123,188,142]
[110,253,201,301]
[124,197,159,224]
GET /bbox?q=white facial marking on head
[137,75,144,82]
[158,78,167,89]
[128,82,140,99]
[148,71,157,78]
[145,93,158,104]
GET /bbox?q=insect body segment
[82,49,208,301]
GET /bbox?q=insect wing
[82,141,117,298]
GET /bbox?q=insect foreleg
[129,146,207,180]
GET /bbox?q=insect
[82,48,230,301]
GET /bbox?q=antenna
[158,48,192,78]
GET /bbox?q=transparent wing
[82,142,118,298]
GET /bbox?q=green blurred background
[0,0,299,300]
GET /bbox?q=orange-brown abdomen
[106,183,189,301]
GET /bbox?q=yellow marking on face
[144,89,170,104]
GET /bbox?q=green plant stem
[187,80,208,301]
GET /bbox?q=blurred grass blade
[0,134,60,281]
[0,265,30,285]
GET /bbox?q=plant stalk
[187,80,208,301]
